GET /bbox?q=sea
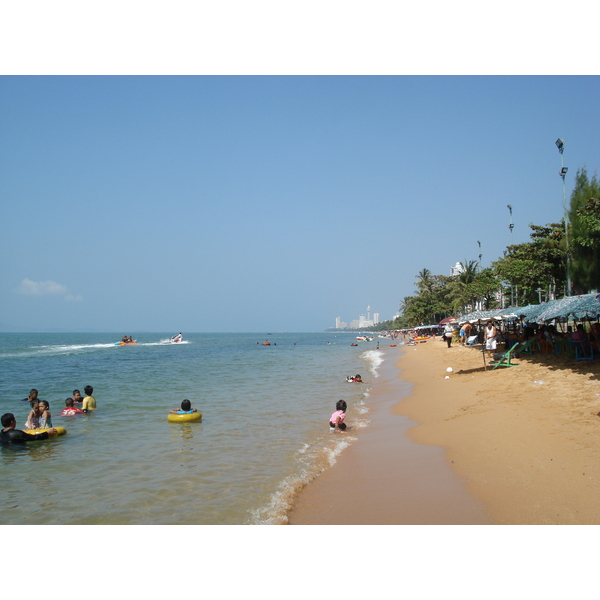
[0,332,398,525]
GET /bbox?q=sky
[1,1,599,333]
[1,75,599,332]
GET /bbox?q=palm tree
[415,268,434,293]
[457,260,479,285]
[449,260,480,313]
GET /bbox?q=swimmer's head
[181,399,191,411]
[336,399,347,412]
[84,385,93,396]
[1,413,16,427]
[65,398,74,407]
[29,389,38,399]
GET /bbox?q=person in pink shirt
[329,399,347,432]
[59,398,84,417]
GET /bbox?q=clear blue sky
[1,76,599,332]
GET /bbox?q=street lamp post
[507,205,514,306]
[555,138,571,296]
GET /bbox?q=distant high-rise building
[335,317,348,329]
[336,305,380,329]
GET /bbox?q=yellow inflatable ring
[167,412,202,423]
[25,426,67,438]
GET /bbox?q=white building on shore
[450,261,465,276]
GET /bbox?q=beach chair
[513,337,538,356]
[489,344,521,369]
[570,340,596,361]
[552,337,575,357]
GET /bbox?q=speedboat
[356,336,374,342]
[170,333,183,343]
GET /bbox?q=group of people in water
[0,386,97,445]
[121,335,135,343]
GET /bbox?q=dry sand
[289,338,600,524]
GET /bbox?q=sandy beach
[289,338,600,524]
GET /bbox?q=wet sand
[289,337,600,524]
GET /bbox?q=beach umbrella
[517,300,561,323]
[438,316,457,326]
[536,293,600,322]
[458,309,505,324]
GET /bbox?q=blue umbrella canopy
[515,301,562,323]
[458,308,517,324]
[535,294,600,321]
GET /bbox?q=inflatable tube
[115,341,137,346]
[24,426,67,438]
[167,412,202,423]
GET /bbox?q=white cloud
[18,279,67,295]
[17,279,83,301]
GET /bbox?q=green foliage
[492,222,566,303]
[568,168,600,293]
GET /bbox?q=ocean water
[0,332,393,524]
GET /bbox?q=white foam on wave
[360,349,384,377]
[248,434,358,524]
[3,343,116,359]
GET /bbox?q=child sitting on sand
[329,399,347,432]
[59,398,84,417]
[169,399,198,414]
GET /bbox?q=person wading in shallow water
[1,413,57,444]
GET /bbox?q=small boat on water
[170,333,183,343]
[356,336,374,342]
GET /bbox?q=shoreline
[288,344,491,524]
[289,338,600,525]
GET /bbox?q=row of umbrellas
[447,293,600,326]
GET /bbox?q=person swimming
[169,399,198,414]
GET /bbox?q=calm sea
[0,332,394,524]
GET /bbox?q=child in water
[38,400,52,428]
[329,399,347,432]
[82,385,96,412]
[59,398,84,416]
[24,400,41,430]
[169,399,198,414]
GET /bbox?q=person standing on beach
[460,322,472,345]
[485,321,498,359]
[444,323,455,348]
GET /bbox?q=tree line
[372,167,600,330]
